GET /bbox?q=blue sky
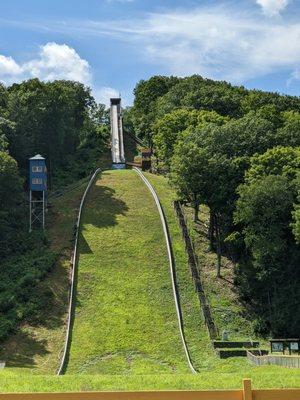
[1,0,300,105]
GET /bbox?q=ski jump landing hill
[57,97,196,375]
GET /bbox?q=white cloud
[0,43,123,105]
[0,55,22,76]
[93,86,119,106]
[256,0,291,16]
[0,42,91,86]
[74,6,300,84]
[2,3,300,99]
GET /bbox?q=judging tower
[29,154,47,232]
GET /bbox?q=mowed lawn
[66,169,189,374]
[0,367,300,392]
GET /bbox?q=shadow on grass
[61,179,129,373]
[0,258,70,368]
[79,184,129,254]
[0,331,50,369]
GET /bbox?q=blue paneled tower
[29,154,47,232]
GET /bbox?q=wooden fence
[174,201,218,340]
[247,350,300,368]
[0,380,299,400]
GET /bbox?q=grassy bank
[184,204,258,341]
[143,173,300,380]
[0,367,299,392]
[66,169,189,374]
[0,179,89,374]
[144,172,215,371]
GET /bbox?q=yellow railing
[0,380,299,399]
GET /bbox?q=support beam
[243,379,252,400]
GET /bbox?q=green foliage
[277,111,300,147]
[170,113,279,251]
[0,243,57,341]
[0,78,108,348]
[234,147,300,336]
[293,175,300,244]
[241,90,300,114]
[153,109,198,165]
[245,146,300,184]
[156,75,246,118]
[236,175,295,272]
[201,114,276,158]
[128,73,300,150]
[0,151,25,258]
[132,73,300,336]
[7,80,84,168]
[153,109,228,167]
[128,75,248,145]
[131,76,180,144]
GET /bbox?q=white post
[119,111,125,163]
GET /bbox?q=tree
[171,130,239,277]
[153,109,228,168]
[244,146,300,183]
[156,75,246,118]
[202,113,276,159]
[153,109,198,167]
[276,111,300,147]
[241,90,300,115]
[0,152,25,258]
[235,175,300,335]
[293,174,300,244]
[5,79,101,186]
[234,147,300,336]
[130,76,180,143]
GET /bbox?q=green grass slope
[143,173,300,380]
[0,179,89,374]
[0,169,299,391]
[144,172,215,370]
[0,367,299,392]
[66,169,189,374]
[184,204,257,341]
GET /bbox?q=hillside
[126,74,300,338]
[0,179,89,373]
[66,169,189,374]
[0,170,299,391]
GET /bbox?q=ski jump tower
[110,98,125,169]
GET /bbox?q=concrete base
[112,163,126,170]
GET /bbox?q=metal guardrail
[48,176,91,200]
[133,167,196,374]
[57,168,102,375]
[0,379,299,399]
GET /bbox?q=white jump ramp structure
[110,98,125,169]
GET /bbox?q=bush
[0,249,57,340]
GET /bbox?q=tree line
[0,79,108,341]
[125,75,300,337]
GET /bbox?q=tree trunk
[194,202,199,222]
[208,210,214,250]
[215,215,221,277]
[216,244,221,278]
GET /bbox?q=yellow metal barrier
[0,380,299,399]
